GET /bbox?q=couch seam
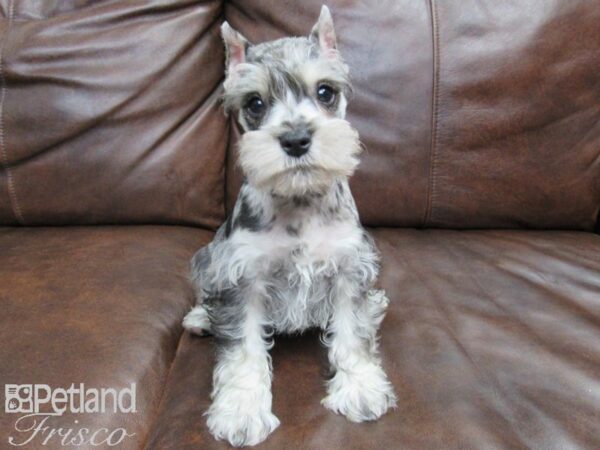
[140,328,188,450]
[424,0,440,227]
[0,0,24,225]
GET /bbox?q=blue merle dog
[183,6,396,447]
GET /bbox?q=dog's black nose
[279,128,311,157]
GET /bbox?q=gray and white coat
[183,6,396,447]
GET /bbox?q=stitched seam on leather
[0,0,24,224]
[424,0,440,226]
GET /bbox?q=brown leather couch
[1,1,599,449]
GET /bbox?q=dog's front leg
[322,280,397,422]
[206,290,279,447]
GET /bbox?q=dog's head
[221,6,361,198]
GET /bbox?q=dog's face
[222,6,361,198]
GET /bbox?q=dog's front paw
[322,363,396,422]
[206,393,280,447]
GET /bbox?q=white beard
[238,118,361,197]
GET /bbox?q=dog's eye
[316,84,336,106]
[244,95,266,117]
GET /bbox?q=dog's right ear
[221,22,249,77]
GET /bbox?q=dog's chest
[236,215,361,270]
[232,216,362,331]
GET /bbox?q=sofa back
[1,0,599,230]
[0,0,226,229]
[226,0,600,230]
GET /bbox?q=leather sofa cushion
[145,229,600,449]
[0,0,226,228]
[0,226,211,449]
[225,1,600,230]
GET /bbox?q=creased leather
[428,0,600,230]
[0,0,227,228]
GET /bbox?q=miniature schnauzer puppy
[183,6,396,447]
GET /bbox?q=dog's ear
[310,5,337,57]
[221,21,249,76]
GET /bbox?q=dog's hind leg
[366,289,389,330]
[185,244,216,336]
[183,304,212,336]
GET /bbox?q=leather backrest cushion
[0,0,227,228]
[225,0,600,230]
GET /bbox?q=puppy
[184,6,396,447]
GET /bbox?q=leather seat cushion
[145,229,600,449]
[0,226,211,449]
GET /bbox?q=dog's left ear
[310,5,337,57]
